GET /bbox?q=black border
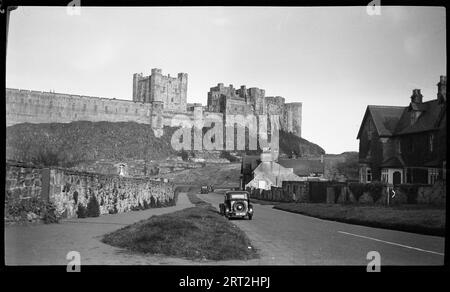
[0,0,448,280]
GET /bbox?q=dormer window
[410,111,421,125]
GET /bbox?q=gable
[357,106,405,139]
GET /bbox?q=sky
[6,6,446,154]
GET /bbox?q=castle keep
[133,68,188,112]
[6,68,302,138]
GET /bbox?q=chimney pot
[411,89,423,104]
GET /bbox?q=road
[198,191,445,266]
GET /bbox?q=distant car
[219,191,253,220]
[200,186,209,194]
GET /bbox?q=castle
[6,68,302,139]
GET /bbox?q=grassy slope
[6,122,326,167]
[274,203,445,236]
[102,192,258,261]
[6,121,178,166]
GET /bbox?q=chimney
[410,89,423,104]
[437,75,447,102]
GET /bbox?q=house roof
[381,156,405,168]
[394,99,446,135]
[357,106,405,138]
[278,159,324,176]
[357,100,446,138]
[247,161,303,189]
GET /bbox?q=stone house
[357,76,447,185]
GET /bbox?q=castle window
[125,108,128,113]
[94,105,97,112]
[135,109,138,114]
[397,140,401,154]
[83,104,86,111]
[105,106,108,113]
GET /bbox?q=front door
[393,171,402,185]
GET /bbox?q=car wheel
[248,215,253,220]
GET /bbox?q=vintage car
[200,185,209,194]
[219,191,253,220]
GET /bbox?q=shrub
[43,202,59,224]
[349,182,365,201]
[398,184,423,204]
[86,195,100,217]
[150,196,156,208]
[178,150,189,161]
[77,203,87,218]
[365,182,384,203]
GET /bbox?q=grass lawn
[274,203,445,236]
[102,191,258,261]
[249,198,281,206]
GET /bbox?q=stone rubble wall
[5,162,175,220]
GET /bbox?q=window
[367,120,373,136]
[381,169,388,183]
[428,168,439,184]
[429,133,434,152]
[397,140,401,154]
[410,113,416,125]
[366,168,372,183]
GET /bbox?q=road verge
[274,203,445,236]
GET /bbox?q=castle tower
[150,68,163,103]
[283,102,302,138]
[132,73,143,102]
[177,72,188,112]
